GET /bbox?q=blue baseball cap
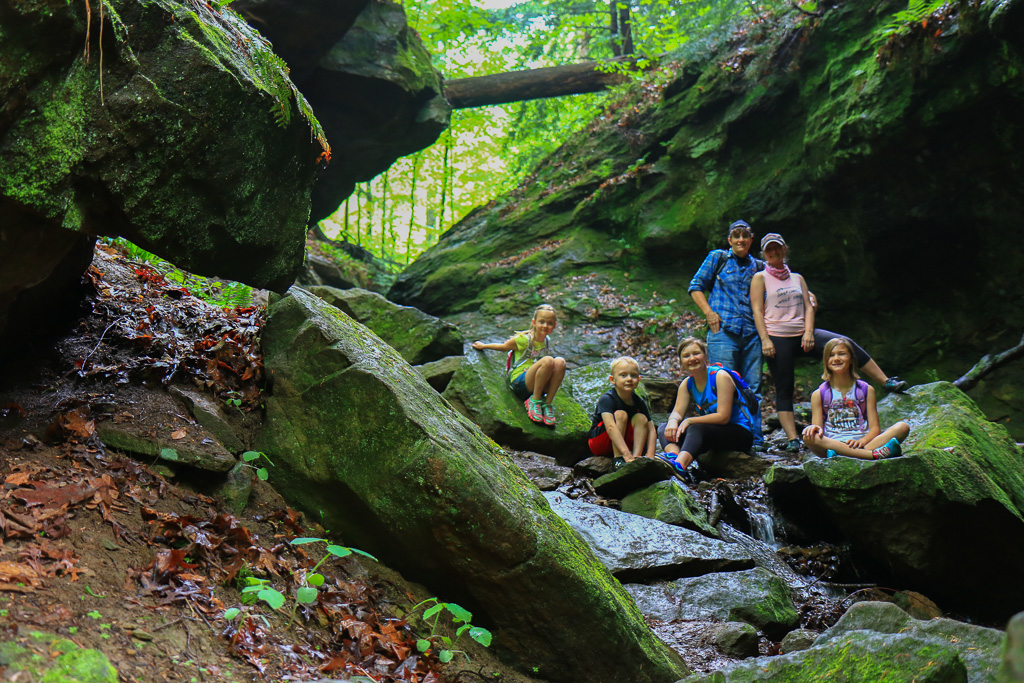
[728,220,752,235]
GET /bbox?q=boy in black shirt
[588,356,656,467]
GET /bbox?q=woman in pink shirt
[750,233,906,453]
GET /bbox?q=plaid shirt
[688,249,763,338]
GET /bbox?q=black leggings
[657,422,753,458]
[767,328,870,412]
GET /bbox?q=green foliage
[241,450,273,481]
[409,597,493,665]
[874,0,949,48]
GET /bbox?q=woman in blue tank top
[657,337,755,484]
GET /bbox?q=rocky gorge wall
[390,0,1024,437]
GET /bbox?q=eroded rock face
[237,0,450,224]
[389,0,1024,436]
[0,0,322,345]
[254,287,689,683]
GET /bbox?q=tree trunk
[444,59,633,109]
[953,331,1024,392]
[610,1,620,57]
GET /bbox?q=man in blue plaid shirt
[688,220,765,450]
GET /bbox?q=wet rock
[168,386,245,453]
[544,492,752,582]
[592,456,673,499]
[217,460,255,516]
[639,377,679,413]
[308,286,462,365]
[621,479,719,538]
[415,356,462,393]
[779,628,817,654]
[297,252,376,292]
[798,383,1024,619]
[850,588,943,620]
[626,568,799,639]
[254,288,689,682]
[510,452,572,491]
[441,347,590,464]
[711,622,759,659]
[574,455,614,477]
[816,601,1004,681]
[97,424,236,473]
[1001,611,1024,683]
[681,630,967,683]
[698,448,774,479]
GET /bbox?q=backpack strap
[818,381,833,424]
[854,379,870,425]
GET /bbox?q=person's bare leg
[630,414,649,460]
[543,357,566,403]
[779,411,798,440]
[859,359,889,385]
[526,358,552,400]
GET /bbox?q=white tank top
[763,272,805,337]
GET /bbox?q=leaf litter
[0,243,528,683]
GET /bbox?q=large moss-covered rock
[681,630,968,682]
[792,383,1024,619]
[1001,612,1024,683]
[621,479,719,538]
[0,0,322,345]
[442,346,591,464]
[253,287,689,682]
[0,631,118,682]
[308,286,463,364]
[238,0,450,224]
[389,0,1024,438]
[626,568,799,640]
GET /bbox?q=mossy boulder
[681,630,967,682]
[442,347,590,464]
[238,0,450,224]
[814,601,1005,682]
[796,382,1024,619]
[253,287,689,683]
[308,285,463,364]
[0,0,322,345]
[621,479,719,538]
[626,568,799,640]
[1001,611,1024,683]
[0,631,118,682]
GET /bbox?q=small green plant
[68,626,78,634]
[84,585,106,598]
[241,451,273,481]
[86,610,102,620]
[410,598,492,664]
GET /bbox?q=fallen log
[443,58,636,109]
[953,331,1024,392]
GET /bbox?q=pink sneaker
[541,402,556,426]
[524,398,544,423]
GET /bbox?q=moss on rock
[254,287,689,682]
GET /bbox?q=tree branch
[953,331,1024,392]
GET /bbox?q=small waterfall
[747,508,777,547]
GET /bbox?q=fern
[874,0,950,48]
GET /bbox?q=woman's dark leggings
[767,328,871,412]
[657,422,753,458]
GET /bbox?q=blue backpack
[687,363,759,420]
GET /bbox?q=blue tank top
[686,367,754,434]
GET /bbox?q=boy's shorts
[510,373,530,400]
[588,424,635,457]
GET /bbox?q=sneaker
[826,449,837,459]
[541,402,557,426]
[678,468,697,486]
[884,377,909,393]
[752,440,768,453]
[524,398,544,423]
[872,437,903,459]
[613,456,626,470]
[786,438,802,453]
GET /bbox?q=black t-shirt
[589,389,651,438]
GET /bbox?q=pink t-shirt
[763,272,806,337]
